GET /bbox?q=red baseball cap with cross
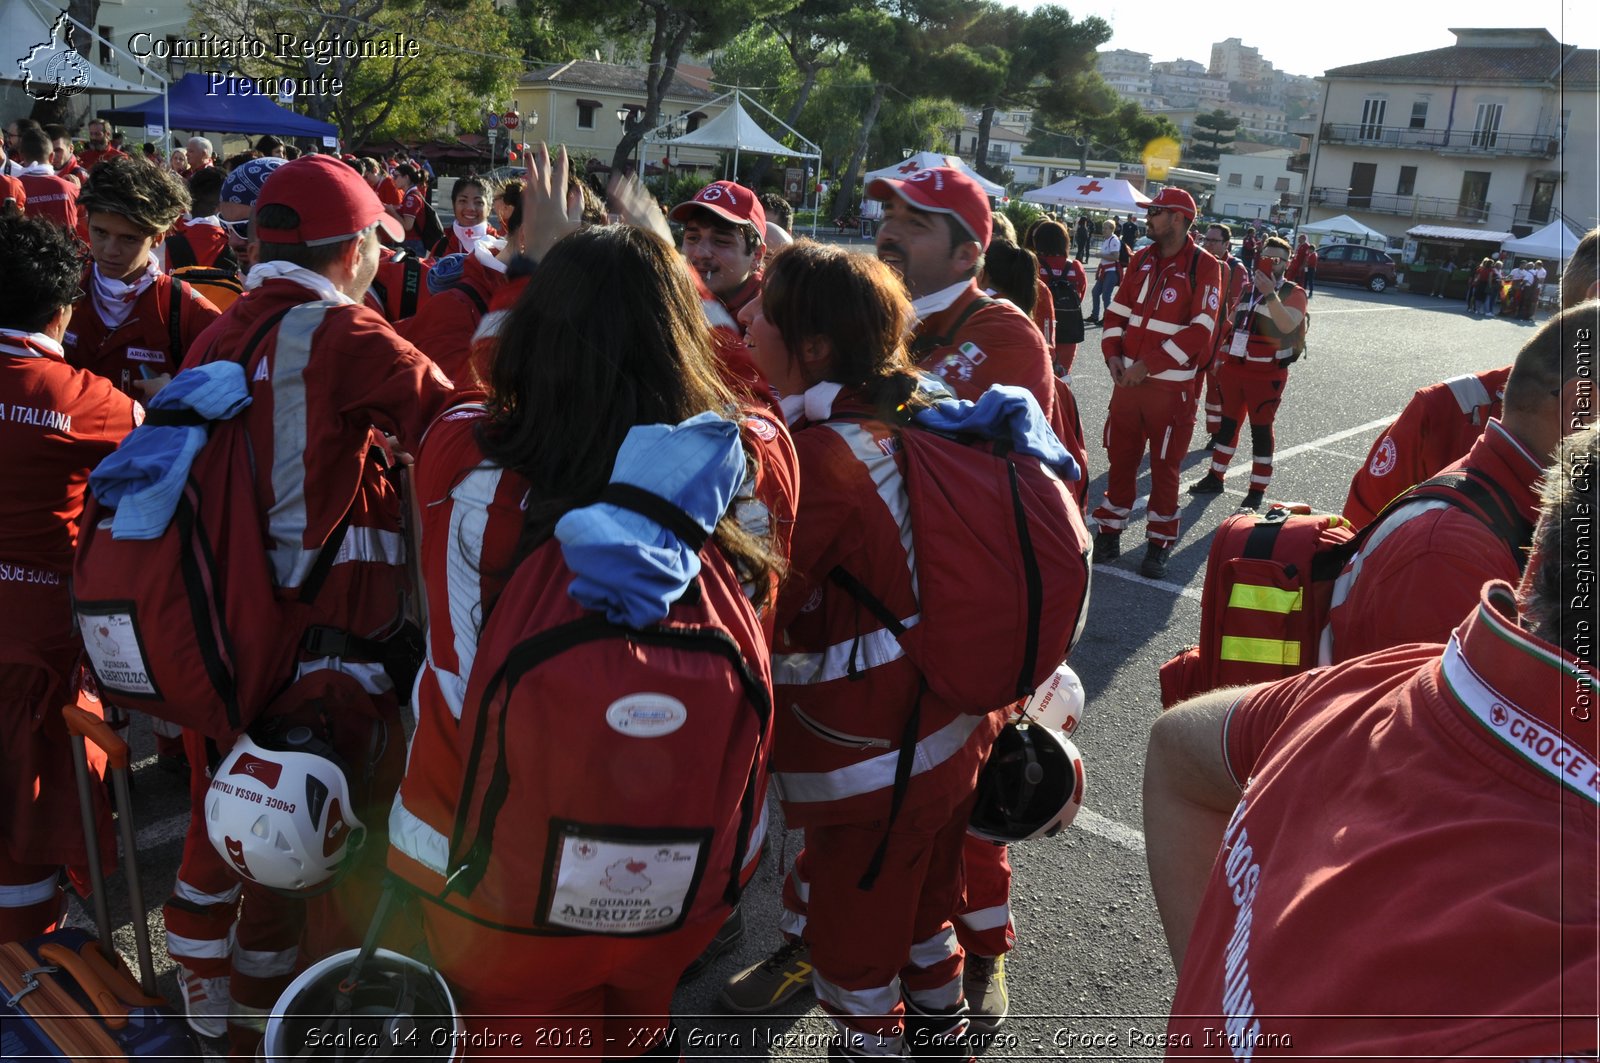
[254,154,405,246]
[669,181,766,236]
[866,166,992,248]
[1144,186,1197,219]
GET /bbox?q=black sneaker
[680,905,744,982]
[1092,531,1121,563]
[1239,490,1265,511]
[1140,541,1171,579]
[720,938,814,1012]
[1188,473,1224,495]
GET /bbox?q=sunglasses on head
[1258,254,1287,264]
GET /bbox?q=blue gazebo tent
[97,73,337,141]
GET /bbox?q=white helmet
[205,730,365,893]
[969,722,1085,843]
[1012,661,1086,736]
[263,948,462,1062]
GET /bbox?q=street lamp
[616,104,644,175]
[902,148,913,160]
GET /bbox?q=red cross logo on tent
[1077,180,1103,194]
[898,160,922,174]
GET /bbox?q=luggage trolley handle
[63,704,159,998]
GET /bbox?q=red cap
[669,181,766,238]
[254,154,405,246]
[866,167,991,248]
[1144,186,1196,219]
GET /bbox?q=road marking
[1269,415,1393,463]
[1093,562,1203,602]
[1304,306,1412,314]
[1077,807,1146,854]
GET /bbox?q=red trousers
[424,901,721,1059]
[0,575,110,940]
[1210,363,1287,491]
[1092,383,1197,543]
[954,836,1013,957]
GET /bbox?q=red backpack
[1159,470,1534,707]
[433,536,773,936]
[829,417,1093,715]
[72,307,355,739]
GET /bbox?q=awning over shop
[1405,224,1514,243]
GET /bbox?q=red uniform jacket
[915,281,1085,504]
[1,174,26,210]
[365,246,433,323]
[1170,585,1597,1059]
[1324,419,1541,664]
[187,279,456,662]
[397,252,508,388]
[1101,236,1222,390]
[389,401,797,891]
[1343,366,1511,528]
[0,331,139,866]
[19,171,78,230]
[770,384,1004,827]
[65,271,222,396]
[77,146,126,171]
[166,219,233,270]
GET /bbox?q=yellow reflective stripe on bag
[1227,583,1303,613]
[1219,635,1302,666]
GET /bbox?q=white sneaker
[178,970,232,1040]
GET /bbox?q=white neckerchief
[185,214,225,230]
[92,260,159,330]
[0,328,65,359]
[780,380,844,426]
[472,239,508,274]
[453,220,490,254]
[18,162,54,177]
[911,280,971,321]
[245,261,353,305]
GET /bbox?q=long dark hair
[760,240,923,418]
[980,239,1039,315]
[479,224,780,597]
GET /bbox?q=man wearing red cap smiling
[670,180,767,319]
[1092,186,1221,579]
[868,167,1059,435]
[170,153,455,1055]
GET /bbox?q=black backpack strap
[165,232,197,270]
[446,280,489,317]
[910,295,995,357]
[596,483,707,550]
[1408,469,1535,573]
[400,256,423,319]
[169,280,185,366]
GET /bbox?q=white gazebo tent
[1299,214,1388,246]
[658,88,821,234]
[1022,174,1151,213]
[863,151,1005,198]
[1501,219,1581,262]
[1,0,175,150]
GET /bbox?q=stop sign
[502,110,519,130]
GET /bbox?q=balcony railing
[1311,186,1492,224]
[1319,123,1559,158]
[1512,201,1554,227]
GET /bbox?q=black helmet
[969,722,1085,843]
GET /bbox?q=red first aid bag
[72,307,349,739]
[832,421,1093,715]
[435,538,773,937]
[1158,505,1354,708]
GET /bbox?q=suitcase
[0,705,199,1060]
